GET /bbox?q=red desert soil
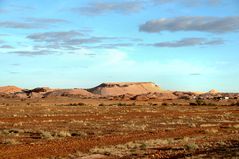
[0,128,210,159]
[0,97,238,159]
[0,82,239,158]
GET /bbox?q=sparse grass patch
[13,122,23,127]
[71,131,88,138]
[205,128,219,134]
[39,130,54,139]
[184,142,199,151]
[1,138,20,145]
[0,129,25,137]
[89,138,174,157]
[207,102,216,106]
[200,123,219,127]
[117,103,127,106]
[56,130,71,137]
[233,124,239,129]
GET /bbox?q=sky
[0,0,239,92]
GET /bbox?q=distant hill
[1,84,233,100]
[44,88,94,97]
[208,89,219,94]
[87,82,163,96]
[0,86,22,93]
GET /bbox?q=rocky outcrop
[30,87,51,93]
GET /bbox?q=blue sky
[0,0,239,92]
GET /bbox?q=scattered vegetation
[69,102,86,106]
[184,142,199,151]
[230,102,239,106]
[98,103,105,106]
[161,102,168,106]
[189,100,217,106]
[39,130,54,139]
[98,102,136,106]
[56,131,72,137]
[90,138,173,157]
[1,138,20,145]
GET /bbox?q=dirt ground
[0,97,238,159]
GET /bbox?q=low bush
[230,102,239,106]
[69,102,86,106]
[98,103,105,106]
[117,103,127,106]
[161,102,168,106]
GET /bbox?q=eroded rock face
[44,89,94,98]
[87,82,163,96]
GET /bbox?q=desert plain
[0,82,238,159]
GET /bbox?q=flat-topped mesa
[99,82,157,87]
[87,82,163,96]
